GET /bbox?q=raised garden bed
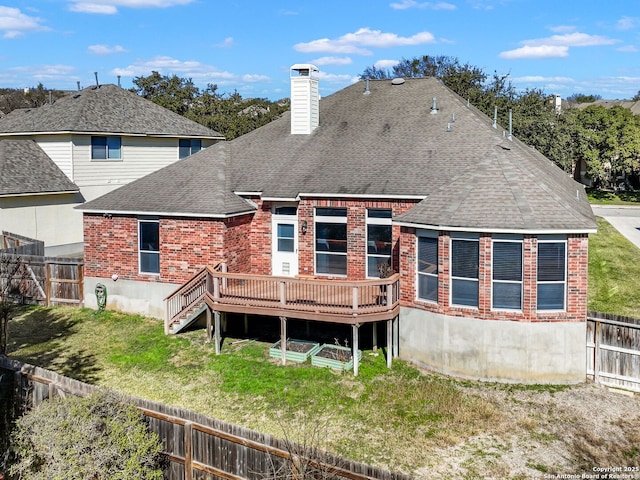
[269,339,321,363]
[311,344,362,371]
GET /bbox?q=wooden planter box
[269,339,321,363]
[311,344,362,371]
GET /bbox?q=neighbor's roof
[572,99,640,116]
[0,84,223,139]
[79,77,596,232]
[0,139,79,196]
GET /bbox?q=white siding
[34,134,74,181]
[72,135,216,188]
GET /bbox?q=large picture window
[91,136,121,160]
[315,207,347,276]
[179,139,202,159]
[139,219,160,275]
[417,234,438,302]
[537,240,566,310]
[451,237,479,307]
[367,209,392,278]
[492,239,523,310]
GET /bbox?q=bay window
[367,209,392,278]
[537,239,566,310]
[451,236,479,307]
[492,239,523,310]
[417,233,438,302]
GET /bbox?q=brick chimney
[290,64,319,135]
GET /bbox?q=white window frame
[91,135,122,160]
[537,237,567,312]
[314,208,347,277]
[491,236,523,311]
[138,218,160,275]
[450,234,479,308]
[366,209,392,278]
[416,230,438,303]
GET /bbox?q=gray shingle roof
[0,139,79,196]
[79,142,253,217]
[0,84,223,139]
[78,77,596,232]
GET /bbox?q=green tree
[566,93,602,103]
[131,71,199,116]
[9,390,163,480]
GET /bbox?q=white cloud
[389,0,456,10]
[548,25,576,34]
[8,64,79,85]
[0,6,48,38]
[500,45,569,59]
[88,44,126,54]
[215,37,234,48]
[374,59,400,69]
[311,56,353,66]
[294,27,435,55]
[617,45,638,52]
[524,32,618,48]
[616,16,640,31]
[111,55,270,87]
[500,32,619,60]
[512,75,575,84]
[316,71,358,84]
[68,0,194,15]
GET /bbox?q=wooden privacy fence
[587,311,640,393]
[0,254,83,307]
[0,357,416,480]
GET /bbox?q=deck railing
[166,268,400,331]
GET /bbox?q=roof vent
[391,77,405,85]
[430,97,438,114]
[364,78,370,95]
[290,64,319,135]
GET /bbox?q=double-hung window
[492,238,523,310]
[139,218,160,275]
[537,239,566,310]
[366,209,392,278]
[179,139,202,159]
[451,235,479,307]
[315,208,347,276]
[91,136,121,160]
[417,232,438,302]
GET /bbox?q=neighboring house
[0,84,223,255]
[78,65,597,384]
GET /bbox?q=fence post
[594,320,601,385]
[184,421,193,480]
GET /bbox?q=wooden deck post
[386,319,393,368]
[372,322,378,353]
[206,307,212,343]
[393,315,399,358]
[280,316,287,366]
[214,311,221,355]
[244,313,249,334]
[352,324,360,377]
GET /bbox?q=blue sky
[1,0,639,101]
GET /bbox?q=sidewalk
[591,205,640,249]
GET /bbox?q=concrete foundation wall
[84,276,178,319]
[399,306,586,384]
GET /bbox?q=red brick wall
[400,227,588,322]
[84,213,230,284]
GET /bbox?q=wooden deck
[165,267,400,332]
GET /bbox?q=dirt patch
[418,382,640,479]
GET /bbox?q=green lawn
[588,217,640,317]
[588,190,640,205]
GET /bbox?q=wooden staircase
[166,300,208,334]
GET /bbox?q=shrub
[9,390,163,480]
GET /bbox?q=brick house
[78,65,597,383]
